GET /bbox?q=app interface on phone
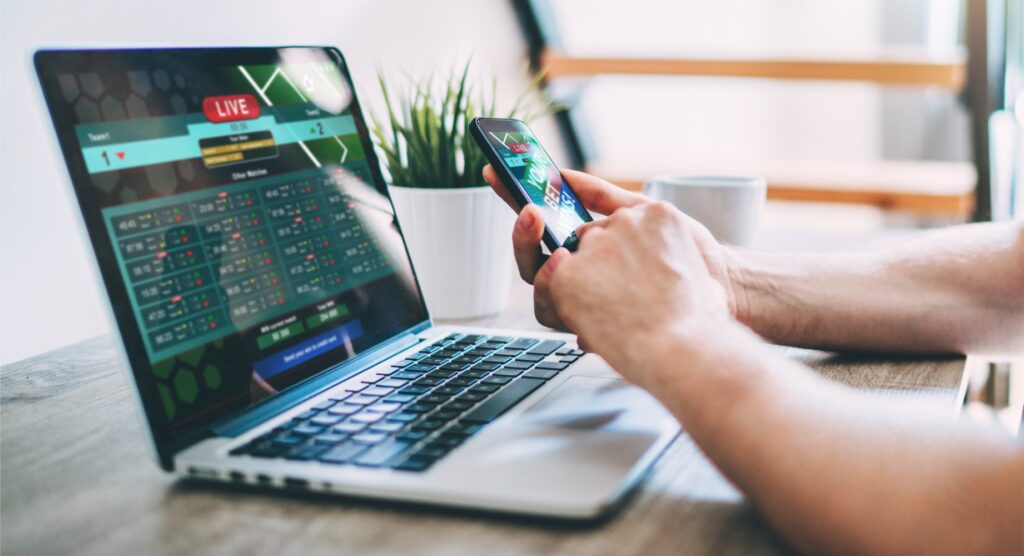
[485,128,591,245]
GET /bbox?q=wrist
[723,246,754,325]
[631,317,758,394]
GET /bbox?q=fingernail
[518,210,535,230]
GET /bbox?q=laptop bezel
[33,46,432,470]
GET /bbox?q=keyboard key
[483,355,512,364]
[345,384,367,393]
[493,368,523,378]
[434,385,463,396]
[388,412,419,423]
[312,401,337,411]
[414,377,442,387]
[328,404,362,415]
[352,432,389,444]
[528,340,565,356]
[296,410,319,420]
[445,400,474,411]
[399,385,430,395]
[517,354,544,362]
[378,379,409,388]
[272,432,307,446]
[346,394,379,405]
[504,361,532,370]
[286,443,331,461]
[248,442,288,459]
[313,432,349,444]
[332,421,367,434]
[421,394,449,404]
[319,442,369,464]
[447,377,474,387]
[411,445,449,459]
[392,359,417,368]
[392,371,424,380]
[524,369,558,380]
[393,456,434,472]
[405,403,434,414]
[482,376,511,386]
[560,355,580,363]
[471,384,500,394]
[556,348,574,356]
[457,391,486,402]
[506,338,539,350]
[463,378,545,423]
[462,369,488,378]
[384,393,416,404]
[362,386,395,397]
[329,393,352,402]
[412,419,445,432]
[292,423,325,436]
[432,409,460,421]
[535,361,568,371]
[431,435,464,448]
[354,440,414,467]
[368,402,401,413]
[310,414,344,426]
[494,350,522,357]
[370,421,405,433]
[350,412,385,424]
[396,430,429,442]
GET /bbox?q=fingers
[573,216,609,241]
[482,165,521,212]
[485,164,647,216]
[562,169,647,215]
[532,248,571,329]
[512,204,547,284]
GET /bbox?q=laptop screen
[35,48,428,461]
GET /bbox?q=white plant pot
[388,185,515,319]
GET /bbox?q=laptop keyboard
[230,334,584,472]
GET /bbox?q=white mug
[643,175,767,246]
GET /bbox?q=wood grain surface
[1,286,966,556]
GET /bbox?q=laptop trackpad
[515,376,654,430]
[432,375,676,506]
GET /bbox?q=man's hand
[482,166,738,331]
[544,201,740,384]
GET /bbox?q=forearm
[727,221,1024,355]
[638,327,1024,556]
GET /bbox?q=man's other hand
[482,166,738,331]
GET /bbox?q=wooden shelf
[542,50,967,89]
[590,160,976,217]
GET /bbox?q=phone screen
[480,123,592,247]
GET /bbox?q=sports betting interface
[484,128,591,245]
[37,49,426,436]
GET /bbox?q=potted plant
[370,62,552,319]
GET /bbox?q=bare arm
[728,221,1024,356]
[539,202,1024,555]
[647,325,1024,556]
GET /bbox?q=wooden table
[0,282,968,556]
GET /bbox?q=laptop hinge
[209,323,432,438]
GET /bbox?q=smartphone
[469,117,593,252]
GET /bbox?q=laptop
[34,47,677,519]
